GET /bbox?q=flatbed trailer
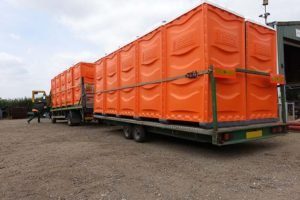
[94,67,288,146]
[51,78,94,126]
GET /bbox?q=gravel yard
[0,119,299,200]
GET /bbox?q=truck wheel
[67,111,81,126]
[67,117,73,126]
[51,118,56,124]
[123,126,133,139]
[133,126,147,143]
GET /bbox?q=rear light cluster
[271,126,287,134]
[222,133,233,142]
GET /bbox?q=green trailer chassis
[94,115,287,146]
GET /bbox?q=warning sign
[213,66,236,79]
[270,74,285,85]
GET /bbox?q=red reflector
[223,133,231,141]
[271,126,284,134]
[277,126,283,133]
[271,127,276,133]
[283,126,288,133]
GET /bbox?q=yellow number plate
[246,130,263,139]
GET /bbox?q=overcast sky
[0,0,299,98]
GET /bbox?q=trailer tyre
[133,126,147,143]
[123,126,133,139]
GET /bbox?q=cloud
[9,33,21,40]
[50,51,99,73]
[56,0,201,53]
[0,52,29,98]
[7,0,300,53]
[6,0,201,53]
[0,52,27,75]
[0,52,22,63]
[7,0,300,55]
[2,0,300,98]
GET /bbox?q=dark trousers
[27,112,41,123]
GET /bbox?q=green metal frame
[51,105,83,112]
[209,66,218,132]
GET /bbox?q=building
[271,21,300,120]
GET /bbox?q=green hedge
[0,97,33,111]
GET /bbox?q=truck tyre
[67,116,74,126]
[51,117,56,124]
[133,126,147,143]
[67,110,81,126]
[123,126,133,139]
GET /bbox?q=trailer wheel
[51,117,56,124]
[123,126,133,139]
[133,126,147,143]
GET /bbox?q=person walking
[27,99,46,124]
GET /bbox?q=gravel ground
[0,119,299,200]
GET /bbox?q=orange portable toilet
[164,3,246,125]
[104,53,119,115]
[119,42,138,117]
[66,67,74,106]
[61,70,67,107]
[245,20,278,121]
[137,28,164,119]
[55,74,61,107]
[94,59,106,114]
[51,78,56,108]
[72,62,95,106]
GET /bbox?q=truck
[50,62,95,126]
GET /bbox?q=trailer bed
[94,114,287,146]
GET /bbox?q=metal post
[264,5,267,24]
[286,102,296,121]
[292,103,296,121]
[280,85,287,123]
[259,0,270,25]
[209,65,218,132]
[81,77,86,123]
